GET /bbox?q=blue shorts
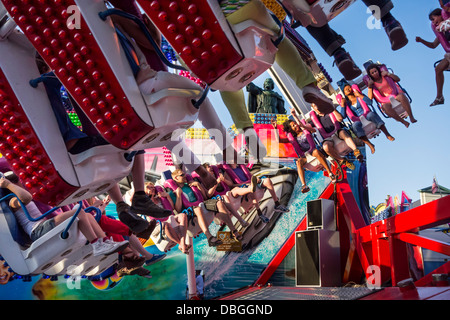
[351,111,385,138]
[30,218,56,242]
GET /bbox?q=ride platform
[217,285,450,300]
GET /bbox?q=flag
[432,177,439,194]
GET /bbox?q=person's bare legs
[260,177,279,203]
[382,102,410,128]
[434,59,449,104]
[230,185,254,198]
[164,217,189,253]
[107,184,124,205]
[311,149,333,178]
[338,130,358,153]
[396,94,416,123]
[322,141,343,162]
[223,197,249,227]
[128,234,153,259]
[54,208,105,242]
[359,136,376,154]
[193,207,213,237]
[379,125,395,142]
[296,158,307,186]
[131,153,146,191]
[215,201,235,230]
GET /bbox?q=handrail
[0,193,82,240]
[84,206,102,223]
[0,193,59,222]
[61,202,82,239]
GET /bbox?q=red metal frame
[357,194,450,286]
[254,175,450,288]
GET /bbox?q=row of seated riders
[275,78,409,194]
[0,161,289,279]
[144,163,290,253]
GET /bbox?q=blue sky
[208,0,449,206]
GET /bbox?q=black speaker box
[306,199,335,230]
[295,229,341,287]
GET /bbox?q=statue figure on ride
[246,78,286,114]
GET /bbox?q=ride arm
[0,177,32,211]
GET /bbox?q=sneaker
[353,149,364,162]
[92,238,129,257]
[302,85,334,115]
[135,219,157,240]
[117,202,149,234]
[104,237,129,253]
[145,253,166,266]
[207,236,223,247]
[134,267,152,278]
[131,193,172,218]
[333,50,362,81]
[340,159,355,171]
[258,214,270,223]
[383,18,408,51]
[274,204,289,213]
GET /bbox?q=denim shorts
[30,218,56,242]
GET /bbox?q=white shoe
[104,237,129,253]
[92,238,129,256]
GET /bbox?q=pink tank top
[374,77,402,97]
